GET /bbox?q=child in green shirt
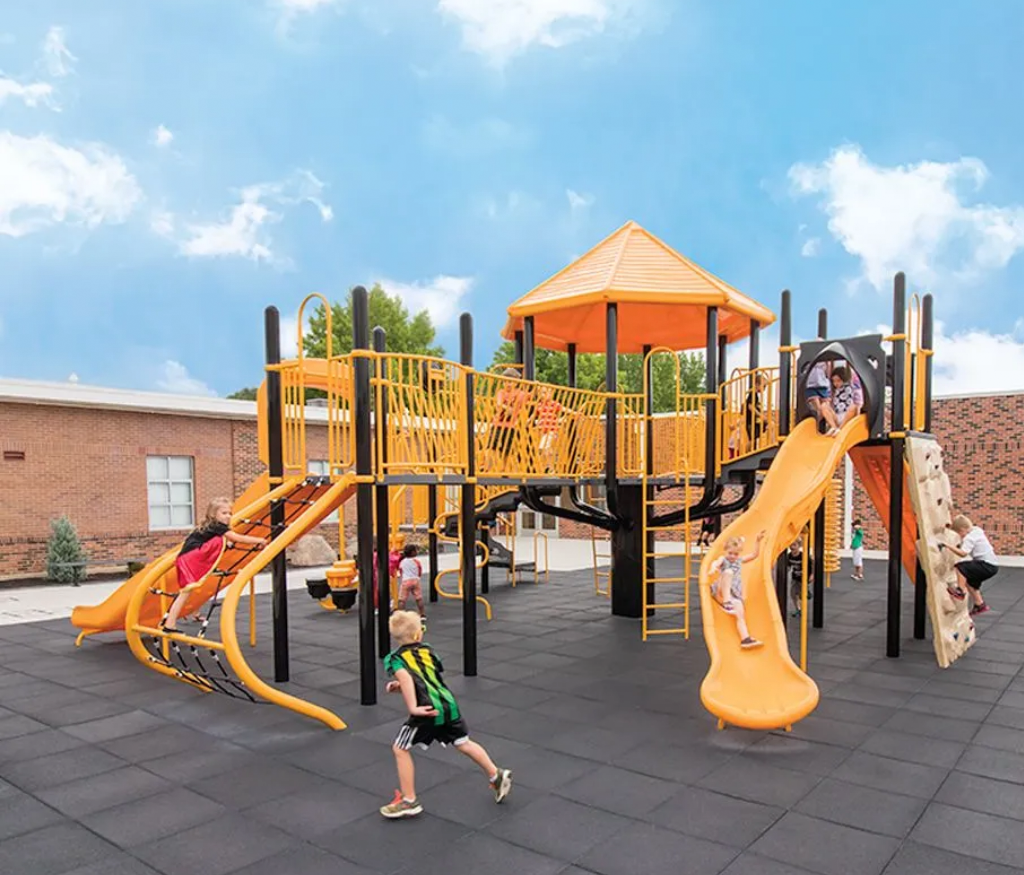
[851,519,864,581]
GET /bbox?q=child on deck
[709,532,766,649]
[850,519,865,580]
[806,360,839,436]
[535,386,563,470]
[161,498,268,632]
[396,544,426,627]
[941,514,999,616]
[380,611,512,819]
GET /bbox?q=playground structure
[70,220,968,733]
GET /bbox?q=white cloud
[932,320,1024,395]
[422,115,531,156]
[0,132,141,237]
[279,315,300,358]
[566,188,594,212]
[270,0,346,30]
[800,237,820,257]
[41,26,76,77]
[156,360,217,397]
[152,125,174,147]
[376,275,474,327]
[437,0,644,67]
[174,170,332,264]
[790,145,1024,292]
[0,78,54,108]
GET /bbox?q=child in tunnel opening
[709,532,766,649]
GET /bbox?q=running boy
[380,611,512,819]
[709,532,766,649]
[940,514,999,616]
[850,518,864,580]
[396,544,426,627]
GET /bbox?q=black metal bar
[428,485,439,603]
[460,313,477,677]
[352,286,377,703]
[705,307,718,488]
[888,272,907,658]
[567,343,577,388]
[523,487,617,531]
[480,526,490,595]
[523,316,536,381]
[605,304,619,519]
[513,331,524,366]
[817,308,828,340]
[749,319,760,372]
[373,326,390,657]
[717,334,727,386]
[264,306,289,684]
[775,554,789,631]
[812,503,826,629]
[778,291,792,438]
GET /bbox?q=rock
[287,535,337,567]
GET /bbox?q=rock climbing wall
[904,435,976,668]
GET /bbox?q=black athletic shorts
[956,560,998,588]
[394,717,469,751]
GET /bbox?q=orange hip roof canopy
[501,221,775,354]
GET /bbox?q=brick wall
[853,393,1024,556]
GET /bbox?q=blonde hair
[389,610,423,645]
[952,514,972,533]
[724,536,744,551]
[203,497,232,528]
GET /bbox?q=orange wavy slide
[699,415,869,731]
[70,472,287,643]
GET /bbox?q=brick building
[1,379,1021,580]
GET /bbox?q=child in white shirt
[940,514,998,616]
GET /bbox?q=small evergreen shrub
[46,516,87,583]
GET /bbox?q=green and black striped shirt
[384,643,460,726]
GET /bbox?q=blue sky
[2,0,1023,396]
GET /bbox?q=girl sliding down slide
[710,532,766,649]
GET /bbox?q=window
[308,460,339,523]
[147,456,195,530]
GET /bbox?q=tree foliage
[46,515,87,583]
[489,342,705,412]
[304,284,444,358]
[227,387,258,401]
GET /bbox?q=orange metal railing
[718,366,780,466]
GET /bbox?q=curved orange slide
[699,415,869,730]
[70,473,281,643]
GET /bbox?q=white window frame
[308,460,340,523]
[147,455,195,531]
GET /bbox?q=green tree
[304,284,444,358]
[46,515,87,584]
[489,342,705,411]
[227,387,258,400]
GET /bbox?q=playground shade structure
[699,415,870,731]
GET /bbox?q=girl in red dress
[160,497,268,632]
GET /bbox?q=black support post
[887,273,907,658]
[717,334,728,386]
[605,303,619,519]
[748,319,760,372]
[373,327,390,658]
[704,308,719,492]
[460,314,478,676]
[264,306,289,683]
[352,286,377,704]
[812,311,827,629]
[567,343,577,388]
[513,331,524,366]
[523,316,536,381]
[428,485,439,603]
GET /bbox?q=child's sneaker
[380,790,422,819]
[490,768,513,803]
[740,637,763,649]
[970,604,991,616]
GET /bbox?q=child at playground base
[396,543,426,628]
[851,518,865,580]
[785,538,815,617]
[709,532,766,649]
[940,514,999,616]
[161,498,268,632]
[380,611,512,819]
[698,515,717,548]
